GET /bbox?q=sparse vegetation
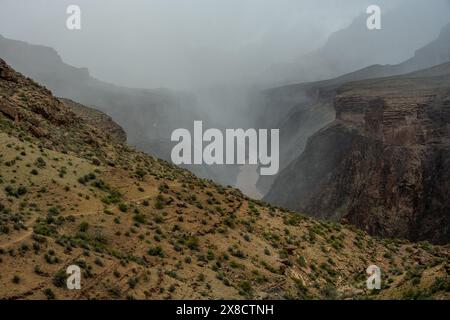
[0,59,447,301]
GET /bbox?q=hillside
[0,35,240,186]
[265,62,450,244]
[0,59,449,300]
[0,34,199,163]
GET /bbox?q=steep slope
[0,35,241,187]
[265,62,450,244]
[0,34,199,163]
[61,98,127,145]
[0,59,449,300]
[255,22,450,194]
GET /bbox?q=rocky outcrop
[0,58,126,166]
[61,98,127,144]
[0,100,19,121]
[254,23,450,196]
[0,59,76,126]
[265,62,450,244]
[0,35,200,163]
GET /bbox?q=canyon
[266,62,450,244]
[1,58,448,299]
[1,21,450,247]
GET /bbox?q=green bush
[52,269,68,287]
[118,203,128,213]
[79,221,89,232]
[148,246,164,257]
[43,288,56,300]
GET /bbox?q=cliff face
[254,23,450,196]
[265,62,450,244]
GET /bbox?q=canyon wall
[265,63,450,243]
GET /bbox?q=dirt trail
[0,191,158,249]
[0,217,36,249]
[0,228,34,249]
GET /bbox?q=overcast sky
[0,0,448,89]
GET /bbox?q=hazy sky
[0,0,448,89]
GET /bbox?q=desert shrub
[128,277,139,289]
[320,284,338,299]
[135,169,146,179]
[102,189,122,204]
[34,222,56,237]
[154,195,165,209]
[4,185,27,198]
[297,256,307,268]
[34,157,46,168]
[12,275,20,284]
[48,206,60,216]
[185,236,199,251]
[118,203,128,213]
[238,281,253,297]
[430,277,450,294]
[133,214,146,224]
[43,288,55,300]
[52,269,67,287]
[34,265,44,275]
[148,246,164,257]
[94,258,104,266]
[78,173,96,185]
[79,221,89,232]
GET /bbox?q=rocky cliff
[254,23,450,196]
[265,62,450,244]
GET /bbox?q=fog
[1,0,450,196]
[3,0,447,90]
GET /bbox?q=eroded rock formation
[266,63,450,244]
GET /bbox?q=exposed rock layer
[265,63,450,244]
[256,23,450,196]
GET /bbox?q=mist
[2,0,443,90]
[1,0,450,196]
